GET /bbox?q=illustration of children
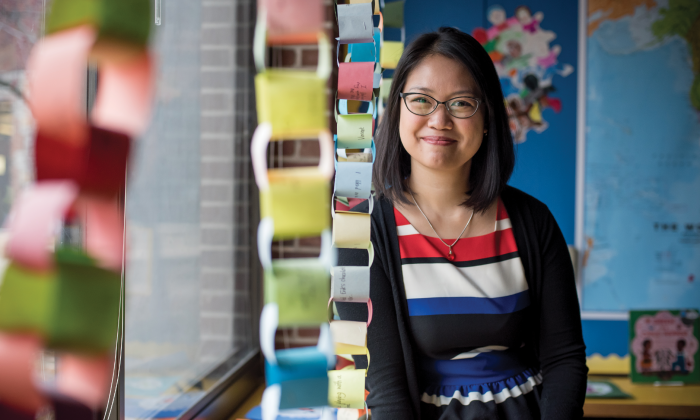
[641,339,653,372]
[515,6,543,34]
[671,339,688,373]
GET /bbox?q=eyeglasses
[399,92,481,119]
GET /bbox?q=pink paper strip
[57,354,112,410]
[91,52,154,137]
[261,0,323,39]
[338,62,374,101]
[82,196,124,271]
[27,26,96,146]
[5,181,79,271]
[0,334,46,413]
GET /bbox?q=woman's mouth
[422,136,457,146]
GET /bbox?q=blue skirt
[417,352,543,420]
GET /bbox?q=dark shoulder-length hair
[373,27,515,213]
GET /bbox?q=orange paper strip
[0,334,46,413]
[27,25,95,146]
[91,52,154,137]
[57,354,112,410]
[338,62,374,102]
[5,181,78,271]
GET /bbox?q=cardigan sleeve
[335,234,416,420]
[535,206,589,420]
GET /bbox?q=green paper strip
[47,0,150,47]
[47,247,121,354]
[265,258,330,327]
[337,114,373,149]
[382,1,405,29]
[0,263,56,334]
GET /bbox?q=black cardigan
[336,186,588,420]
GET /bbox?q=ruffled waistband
[422,367,542,398]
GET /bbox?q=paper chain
[0,0,154,418]
[251,1,406,419]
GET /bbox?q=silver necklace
[409,191,474,261]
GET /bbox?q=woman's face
[399,54,486,174]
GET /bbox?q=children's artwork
[472,5,573,143]
[630,310,699,383]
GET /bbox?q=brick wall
[268,0,338,348]
[198,0,259,363]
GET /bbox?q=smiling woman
[336,27,587,420]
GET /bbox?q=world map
[582,0,700,311]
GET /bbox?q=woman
[336,27,587,420]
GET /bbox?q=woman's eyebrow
[407,86,477,96]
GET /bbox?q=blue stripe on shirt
[407,290,530,316]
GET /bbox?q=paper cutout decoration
[48,248,121,353]
[328,369,367,409]
[349,29,381,63]
[260,168,331,239]
[338,62,374,101]
[35,126,131,194]
[91,52,154,136]
[336,114,373,149]
[335,162,372,199]
[380,41,404,69]
[82,196,125,271]
[260,0,323,45]
[265,258,330,327]
[330,320,367,348]
[27,25,95,147]
[337,3,374,44]
[0,334,46,413]
[0,402,36,420]
[337,153,373,163]
[57,354,112,409]
[332,212,371,249]
[382,1,405,28]
[379,78,393,100]
[0,264,55,334]
[5,181,78,271]
[265,347,330,409]
[46,0,151,48]
[255,70,328,139]
[332,266,370,302]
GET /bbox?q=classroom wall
[405,0,579,245]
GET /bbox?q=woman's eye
[411,97,428,104]
[451,100,473,108]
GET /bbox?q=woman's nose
[427,103,453,130]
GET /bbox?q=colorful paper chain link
[0,0,154,418]
[251,1,405,419]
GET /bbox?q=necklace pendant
[447,247,455,261]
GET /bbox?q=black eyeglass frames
[399,92,481,119]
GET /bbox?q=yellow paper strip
[380,41,404,69]
[261,167,331,239]
[332,212,371,249]
[328,369,367,409]
[255,69,327,139]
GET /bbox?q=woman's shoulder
[501,185,553,222]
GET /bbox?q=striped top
[395,200,537,388]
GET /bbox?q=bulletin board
[404,0,700,370]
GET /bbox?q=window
[124,0,261,418]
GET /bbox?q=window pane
[124,0,257,417]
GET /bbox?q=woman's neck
[407,159,471,211]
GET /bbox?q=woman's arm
[536,207,589,419]
[335,241,415,420]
